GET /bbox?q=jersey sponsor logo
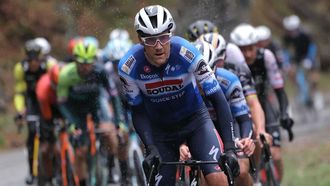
[150,91,185,103]
[209,145,219,161]
[195,59,209,75]
[145,79,183,95]
[119,76,128,86]
[121,56,136,74]
[203,79,220,95]
[230,86,242,100]
[143,65,151,73]
[179,46,195,62]
[155,173,162,186]
[140,73,158,80]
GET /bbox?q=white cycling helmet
[103,39,133,61]
[34,37,51,55]
[230,24,258,47]
[283,15,300,31]
[134,5,176,36]
[109,29,130,41]
[256,25,271,41]
[193,41,216,68]
[199,33,226,60]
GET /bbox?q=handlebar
[145,156,235,186]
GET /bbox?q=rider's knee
[204,172,228,186]
[271,147,282,161]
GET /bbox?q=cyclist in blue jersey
[282,15,320,109]
[118,5,239,186]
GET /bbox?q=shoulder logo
[121,56,136,74]
[179,46,195,62]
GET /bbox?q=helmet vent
[138,15,146,28]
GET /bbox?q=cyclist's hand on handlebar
[236,138,255,157]
[68,124,82,137]
[221,149,240,177]
[280,114,294,142]
[14,112,25,132]
[256,132,273,147]
[179,144,191,161]
[142,145,162,177]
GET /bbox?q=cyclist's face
[28,58,42,72]
[139,33,171,67]
[239,44,257,65]
[77,63,93,78]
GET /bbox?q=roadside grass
[0,113,25,150]
[282,136,330,185]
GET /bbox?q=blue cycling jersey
[215,68,249,117]
[118,36,221,124]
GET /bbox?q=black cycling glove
[142,145,162,181]
[221,150,240,178]
[280,114,294,142]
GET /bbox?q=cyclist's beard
[78,67,93,78]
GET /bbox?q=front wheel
[128,135,147,186]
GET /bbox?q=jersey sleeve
[36,75,52,120]
[118,55,143,106]
[238,63,257,97]
[13,62,27,112]
[226,77,249,118]
[264,49,284,89]
[189,55,221,96]
[57,66,71,101]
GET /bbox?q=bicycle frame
[59,127,80,186]
[86,114,109,186]
[259,134,279,186]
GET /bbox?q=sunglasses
[141,33,172,47]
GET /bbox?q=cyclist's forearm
[58,101,76,127]
[247,96,266,134]
[236,114,252,139]
[207,90,236,149]
[274,88,289,116]
[131,103,154,146]
[14,93,25,113]
[111,95,124,125]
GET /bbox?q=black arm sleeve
[274,88,289,117]
[207,90,236,150]
[236,114,252,139]
[131,103,154,146]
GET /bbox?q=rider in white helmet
[231,23,294,184]
[256,25,284,69]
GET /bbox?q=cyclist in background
[186,19,218,42]
[57,41,118,186]
[181,40,255,186]
[231,24,294,183]
[13,39,56,184]
[35,63,63,184]
[119,5,239,186]
[102,30,134,184]
[282,14,320,109]
[63,36,84,63]
[255,26,284,70]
